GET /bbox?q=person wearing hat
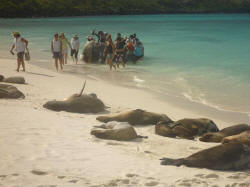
[59,33,72,65]
[10,31,28,72]
[71,34,80,64]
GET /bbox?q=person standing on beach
[59,33,72,65]
[51,33,63,71]
[103,34,116,71]
[71,35,80,64]
[10,31,28,72]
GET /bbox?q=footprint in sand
[188,146,201,150]
[195,173,219,179]
[106,142,124,146]
[126,173,139,178]
[68,179,78,183]
[30,170,48,176]
[205,174,219,179]
[57,176,66,179]
[227,172,250,179]
[145,181,159,186]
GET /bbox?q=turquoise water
[0,14,250,115]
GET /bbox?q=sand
[0,58,250,187]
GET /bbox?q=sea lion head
[199,132,223,142]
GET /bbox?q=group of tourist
[91,30,144,70]
[10,31,144,72]
[51,33,80,71]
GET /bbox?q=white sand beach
[0,59,250,187]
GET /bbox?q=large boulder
[43,93,105,113]
[160,142,250,170]
[155,118,219,140]
[96,109,172,126]
[91,122,138,141]
[199,124,250,143]
[0,84,25,99]
[3,76,25,84]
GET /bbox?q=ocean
[0,14,250,119]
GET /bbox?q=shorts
[115,52,124,63]
[62,48,68,55]
[106,53,113,60]
[71,49,79,58]
[53,52,62,59]
[17,52,24,61]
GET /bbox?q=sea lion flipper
[160,158,182,166]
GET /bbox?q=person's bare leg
[75,55,78,64]
[55,58,58,71]
[16,59,21,72]
[61,55,64,65]
[65,54,68,64]
[116,62,120,68]
[108,60,112,70]
[71,56,74,63]
[59,58,63,70]
[21,59,25,71]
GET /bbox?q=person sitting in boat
[132,41,144,64]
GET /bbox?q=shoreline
[36,59,250,126]
[1,13,250,19]
[1,58,250,186]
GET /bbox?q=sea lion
[160,142,250,170]
[96,109,172,126]
[155,118,219,140]
[0,84,25,99]
[3,76,25,84]
[91,122,139,141]
[199,124,250,143]
[43,93,105,114]
[222,130,250,144]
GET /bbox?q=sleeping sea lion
[91,122,139,141]
[199,124,250,143]
[155,118,219,140]
[3,76,25,84]
[222,130,250,144]
[161,142,250,170]
[96,109,172,126]
[43,93,105,114]
[0,84,25,99]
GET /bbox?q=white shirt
[13,37,26,53]
[52,39,61,52]
[71,38,80,50]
